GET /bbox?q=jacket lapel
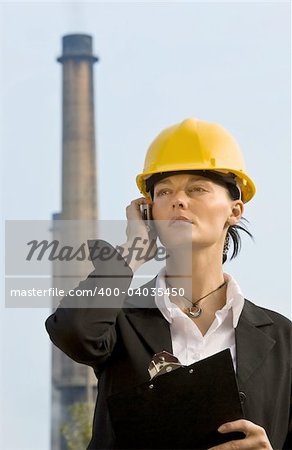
[126,308,173,355]
[235,299,276,385]
[124,277,173,356]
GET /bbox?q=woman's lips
[169,216,193,226]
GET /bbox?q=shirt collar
[221,272,245,327]
[154,268,245,328]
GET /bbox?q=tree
[60,401,94,450]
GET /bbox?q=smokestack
[57,34,98,220]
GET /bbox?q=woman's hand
[118,197,158,272]
[208,419,273,450]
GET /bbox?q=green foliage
[60,401,94,450]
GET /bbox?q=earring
[223,234,230,256]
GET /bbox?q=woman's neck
[164,246,226,308]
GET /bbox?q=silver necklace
[167,280,227,318]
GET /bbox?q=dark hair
[224,218,254,264]
[224,181,254,264]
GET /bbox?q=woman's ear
[228,200,244,226]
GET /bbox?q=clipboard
[107,349,245,449]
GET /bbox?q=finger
[211,421,272,450]
[130,197,151,206]
[218,419,251,435]
[126,198,152,216]
[218,419,269,439]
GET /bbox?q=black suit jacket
[46,241,292,450]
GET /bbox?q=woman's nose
[172,191,188,209]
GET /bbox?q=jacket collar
[235,299,275,385]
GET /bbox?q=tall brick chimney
[58,34,98,220]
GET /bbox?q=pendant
[186,305,202,318]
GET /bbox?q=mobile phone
[140,204,153,234]
[140,204,157,239]
[140,204,152,221]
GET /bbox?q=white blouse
[154,269,245,371]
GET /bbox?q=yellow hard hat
[136,118,256,203]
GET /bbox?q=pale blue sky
[1,2,291,449]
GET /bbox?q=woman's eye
[188,186,206,193]
[157,189,170,196]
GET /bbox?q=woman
[46,118,291,449]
